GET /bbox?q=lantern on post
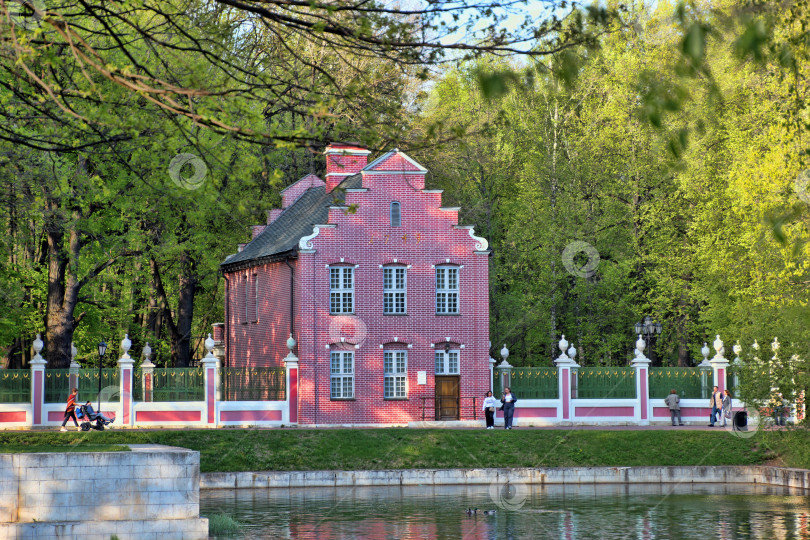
[97,340,108,411]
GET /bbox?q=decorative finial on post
[701,342,710,363]
[498,344,512,369]
[30,334,45,366]
[771,337,780,353]
[70,342,79,369]
[713,335,725,359]
[283,334,299,367]
[632,334,650,366]
[733,341,742,365]
[558,335,568,354]
[141,342,154,367]
[205,333,216,358]
[635,334,646,354]
[120,334,132,360]
[555,334,577,366]
[567,343,577,362]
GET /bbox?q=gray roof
[221,174,361,271]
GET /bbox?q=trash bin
[733,410,748,431]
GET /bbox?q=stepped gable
[362,148,426,173]
[281,173,325,208]
[221,174,361,269]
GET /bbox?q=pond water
[201,483,810,539]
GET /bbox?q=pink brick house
[220,143,490,425]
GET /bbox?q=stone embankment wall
[0,445,207,540]
[202,465,810,491]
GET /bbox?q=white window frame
[390,201,401,227]
[383,266,407,314]
[435,349,460,375]
[330,266,354,314]
[384,350,408,399]
[330,351,354,399]
[435,266,459,314]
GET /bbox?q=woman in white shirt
[482,391,499,429]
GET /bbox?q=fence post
[631,335,651,426]
[202,334,219,427]
[554,335,579,423]
[489,356,497,393]
[710,335,729,393]
[567,343,579,399]
[731,342,742,395]
[283,334,299,426]
[118,334,134,427]
[699,343,712,399]
[140,343,154,403]
[69,342,79,393]
[30,334,46,427]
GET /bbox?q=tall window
[245,273,258,323]
[435,266,459,314]
[330,267,354,314]
[330,351,354,399]
[383,267,407,314]
[241,273,258,323]
[384,350,407,398]
[390,202,401,227]
[435,349,459,375]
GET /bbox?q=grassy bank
[0,429,779,472]
[758,429,810,469]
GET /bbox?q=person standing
[709,386,723,427]
[482,391,499,429]
[664,389,683,426]
[60,387,79,432]
[721,389,732,427]
[501,387,517,430]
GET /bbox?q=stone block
[200,472,236,489]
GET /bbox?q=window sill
[435,313,461,316]
[383,313,408,316]
[384,397,408,401]
[330,397,356,401]
[329,312,356,316]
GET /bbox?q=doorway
[434,376,459,420]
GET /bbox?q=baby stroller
[77,403,114,431]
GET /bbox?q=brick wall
[227,260,295,368]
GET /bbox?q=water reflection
[201,483,810,539]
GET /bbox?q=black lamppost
[97,340,107,411]
[634,316,662,365]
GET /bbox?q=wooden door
[434,376,459,420]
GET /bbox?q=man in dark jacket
[709,386,723,427]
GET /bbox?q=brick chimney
[324,143,370,193]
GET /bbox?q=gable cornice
[298,224,336,252]
[454,225,489,251]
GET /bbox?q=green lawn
[0,428,785,472]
